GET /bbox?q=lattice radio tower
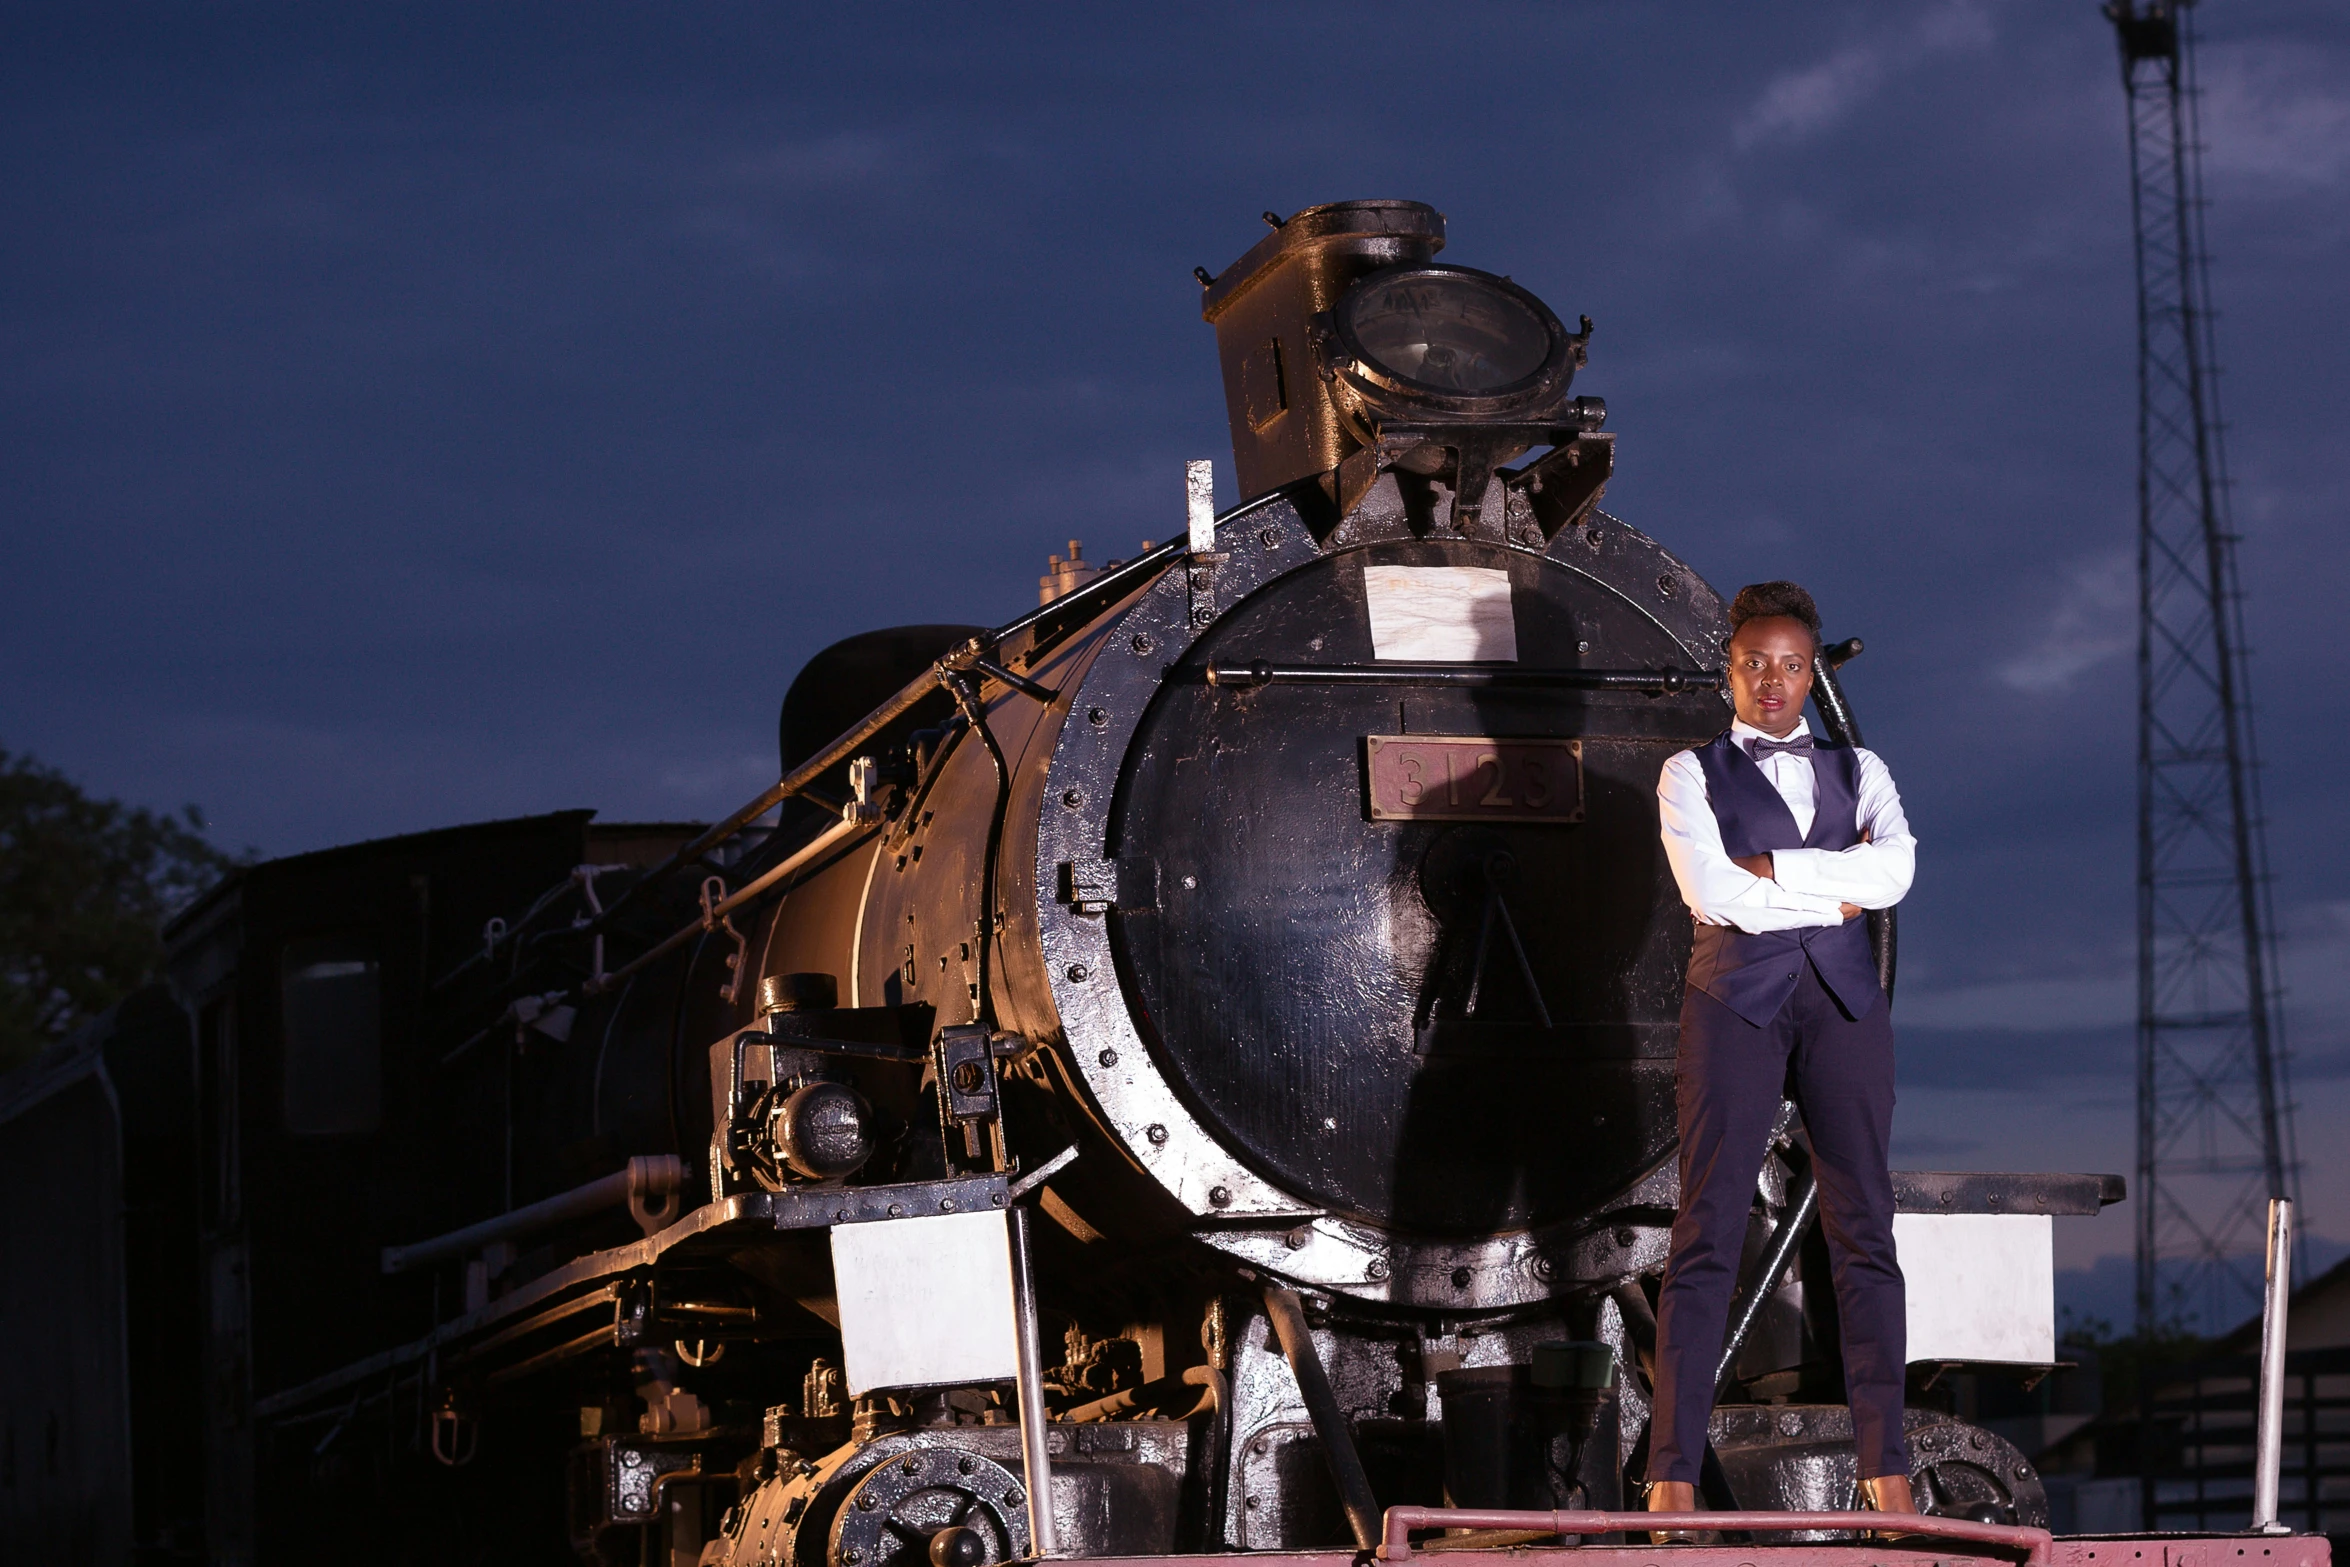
[2106,0,2298,1336]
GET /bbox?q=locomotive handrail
[585,534,1190,935]
[1374,1506,2053,1564]
[1204,661,1725,693]
[380,1155,685,1275]
[438,535,1192,1001]
[587,809,872,995]
[267,1172,1017,1421]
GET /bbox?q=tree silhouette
[0,748,241,1071]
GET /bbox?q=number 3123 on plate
[1361,735,1584,824]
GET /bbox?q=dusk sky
[5,2,2345,1324]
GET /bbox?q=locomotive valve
[930,1527,988,1567]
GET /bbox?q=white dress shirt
[1656,716,1916,934]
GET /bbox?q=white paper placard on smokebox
[830,1210,1019,1396]
[1362,565,1518,662]
[1893,1212,2055,1365]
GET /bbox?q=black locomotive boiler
[0,201,2120,1567]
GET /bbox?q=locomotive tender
[6,201,2134,1567]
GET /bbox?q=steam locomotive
[3,201,2122,1566]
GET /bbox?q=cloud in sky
[1998,549,2135,694]
[2199,41,2350,191]
[1896,896,2350,1051]
[1900,972,2135,1032]
[1733,4,1996,150]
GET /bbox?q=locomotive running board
[1203,661,1723,693]
[1375,1508,2055,1562]
[1089,1535,2328,1567]
[253,1172,1012,1421]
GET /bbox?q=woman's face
[1726,616,1815,737]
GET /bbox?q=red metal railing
[1374,1507,2054,1565]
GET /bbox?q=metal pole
[2252,1197,2294,1533]
[2121,10,2164,1343]
[1809,640,1896,1001]
[1262,1284,1381,1551]
[588,813,868,995]
[379,1155,684,1274]
[1809,638,1867,746]
[1715,1176,1818,1396]
[1006,1205,1060,1557]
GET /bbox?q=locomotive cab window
[279,936,382,1136]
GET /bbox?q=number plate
[1362,735,1584,823]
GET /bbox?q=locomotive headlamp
[1201,200,1613,535]
[771,1080,875,1181]
[1316,262,1598,534]
[1321,265,1578,418]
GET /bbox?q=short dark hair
[1729,581,1822,644]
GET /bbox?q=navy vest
[1682,732,1882,1026]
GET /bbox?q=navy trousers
[1646,957,1909,1484]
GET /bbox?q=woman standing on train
[1645,580,1921,1529]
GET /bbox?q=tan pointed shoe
[1646,1480,1700,1544]
[1860,1473,1920,1538]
